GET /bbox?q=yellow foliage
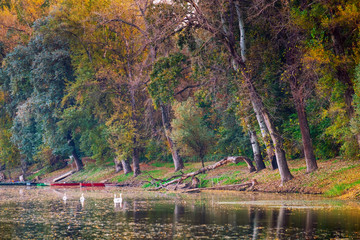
[302,42,332,66]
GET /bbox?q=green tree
[292,0,360,156]
[1,18,84,171]
[171,98,215,167]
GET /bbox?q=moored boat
[0,182,46,186]
[80,183,105,187]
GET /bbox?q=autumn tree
[292,0,360,156]
[161,0,293,183]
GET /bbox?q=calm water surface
[0,187,359,239]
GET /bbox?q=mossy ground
[30,157,360,199]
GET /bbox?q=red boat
[80,183,105,187]
[50,183,80,186]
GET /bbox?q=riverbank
[26,157,360,199]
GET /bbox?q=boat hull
[80,183,105,187]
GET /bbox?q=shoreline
[4,157,360,200]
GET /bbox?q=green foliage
[145,140,172,162]
[149,53,188,108]
[216,110,252,158]
[1,0,360,182]
[0,128,20,168]
[33,145,66,171]
[171,98,216,166]
[291,0,360,157]
[58,106,113,163]
[106,109,137,160]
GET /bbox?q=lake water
[0,187,359,239]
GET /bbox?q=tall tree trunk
[67,133,83,171]
[233,56,292,182]
[114,157,123,173]
[292,89,318,173]
[234,2,277,170]
[122,158,132,174]
[186,0,292,183]
[130,89,141,177]
[245,76,293,183]
[132,146,141,177]
[160,104,184,171]
[7,169,11,180]
[71,151,83,172]
[251,101,278,170]
[248,126,266,171]
[20,156,27,177]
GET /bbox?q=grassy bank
[34,157,360,199]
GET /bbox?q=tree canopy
[0,0,359,184]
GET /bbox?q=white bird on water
[114,193,122,204]
[80,193,85,203]
[63,193,67,202]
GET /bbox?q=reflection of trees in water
[275,206,290,239]
[246,205,319,239]
[3,190,360,239]
[249,206,266,240]
[174,201,185,222]
[305,209,317,240]
[172,201,185,238]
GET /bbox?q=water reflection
[0,188,360,239]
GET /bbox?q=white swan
[63,193,67,201]
[114,193,122,204]
[80,193,85,203]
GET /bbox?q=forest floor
[25,157,360,200]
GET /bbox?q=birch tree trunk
[246,80,293,183]
[248,128,266,171]
[235,1,276,170]
[235,1,292,183]
[248,123,266,171]
[251,101,278,170]
[185,0,293,184]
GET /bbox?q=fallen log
[183,179,258,193]
[155,156,256,190]
[183,183,252,193]
[53,170,76,182]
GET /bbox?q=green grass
[290,166,306,173]
[67,164,113,182]
[27,167,50,180]
[111,172,133,183]
[222,177,244,185]
[333,164,358,174]
[150,162,174,168]
[142,169,169,181]
[324,179,360,197]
